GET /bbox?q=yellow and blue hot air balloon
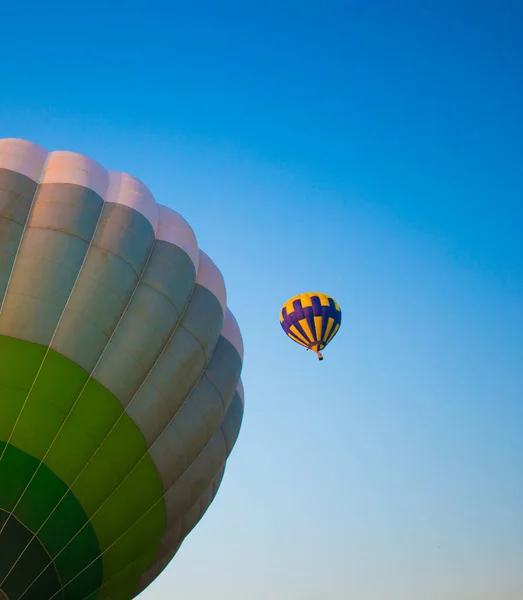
[280,292,342,360]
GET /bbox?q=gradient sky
[1,1,522,599]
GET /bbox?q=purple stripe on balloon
[281,315,294,333]
[292,299,305,320]
[293,319,313,344]
[306,298,319,342]
[310,296,322,316]
[320,304,330,341]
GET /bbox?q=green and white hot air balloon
[0,138,245,600]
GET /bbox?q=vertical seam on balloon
[0,164,47,316]
[19,376,242,600]
[0,219,163,590]
[41,405,241,600]
[0,509,64,599]
[4,245,204,595]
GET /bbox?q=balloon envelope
[280,292,341,359]
[0,139,244,600]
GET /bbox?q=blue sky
[1,1,522,598]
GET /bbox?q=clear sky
[1,1,522,599]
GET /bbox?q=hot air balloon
[280,292,341,360]
[0,139,244,600]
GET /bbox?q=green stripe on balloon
[0,335,166,596]
[0,445,98,600]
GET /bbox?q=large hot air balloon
[280,292,341,360]
[0,139,244,600]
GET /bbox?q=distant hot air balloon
[0,139,245,600]
[280,292,341,360]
